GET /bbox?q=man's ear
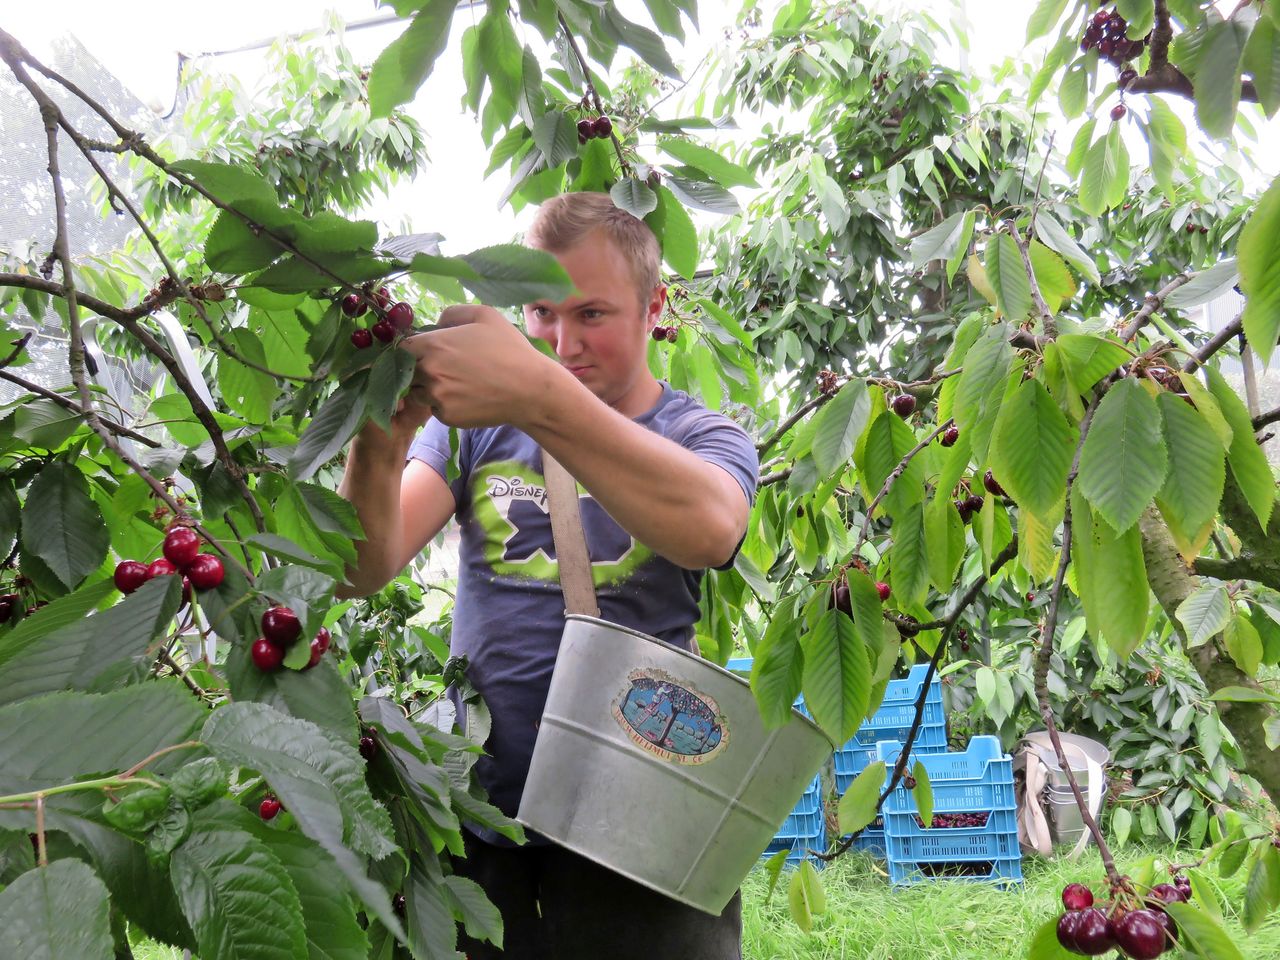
[645,285,668,328]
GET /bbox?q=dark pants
[451,832,743,959]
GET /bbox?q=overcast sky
[5,0,1276,256]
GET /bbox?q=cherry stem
[0,774,166,808]
[35,793,46,867]
[557,14,630,176]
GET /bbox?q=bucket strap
[542,451,601,618]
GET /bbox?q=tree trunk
[1139,509,1280,809]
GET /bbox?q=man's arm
[336,415,456,598]
[524,365,749,570]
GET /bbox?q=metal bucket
[517,615,835,916]
[1022,731,1111,849]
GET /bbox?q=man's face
[523,229,665,416]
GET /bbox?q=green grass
[740,846,1280,959]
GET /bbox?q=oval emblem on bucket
[612,669,729,765]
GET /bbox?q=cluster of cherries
[830,573,893,617]
[1056,878,1190,957]
[817,368,841,396]
[650,324,681,343]
[577,116,613,143]
[1080,7,1148,66]
[341,286,415,348]
[249,604,331,673]
[113,527,225,600]
[914,811,990,829]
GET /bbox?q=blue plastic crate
[761,821,827,871]
[877,735,1015,815]
[859,663,946,739]
[883,807,1020,862]
[775,774,823,838]
[887,855,1022,887]
[842,814,886,857]
[834,723,949,792]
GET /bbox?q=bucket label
[612,669,729,765]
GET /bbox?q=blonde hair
[526,192,661,303]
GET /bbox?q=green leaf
[890,501,929,608]
[1239,175,1280,364]
[1176,584,1232,648]
[0,477,18,557]
[1112,806,1133,847]
[609,178,659,219]
[1194,17,1250,139]
[952,324,1014,468]
[665,176,740,215]
[218,331,275,423]
[170,160,277,206]
[658,138,757,188]
[20,462,109,590]
[365,345,417,433]
[860,413,926,516]
[647,185,698,277]
[0,575,182,707]
[1066,119,1096,179]
[412,244,574,306]
[0,859,113,960]
[290,377,368,482]
[601,6,680,79]
[837,761,887,834]
[811,380,870,479]
[1074,496,1149,658]
[1079,125,1129,216]
[444,875,503,947]
[1156,392,1226,549]
[787,861,825,933]
[750,598,804,728]
[1242,842,1280,933]
[1165,258,1241,310]
[1026,0,1069,42]
[801,608,871,742]
[1028,241,1077,313]
[0,682,204,795]
[1058,59,1088,119]
[202,703,396,860]
[170,809,307,960]
[531,110,578,168]
[912,761,934,828]
[205,210,284,273]
[1205,366,1274,529]
[1146,96,1188,194]
[1164,902,1245,960]
[250,253,392,295]
[1209,685,1280,704]
[1244,16,1280,116]
[985,233,1032,321]
[368,0,457,117]
[909,211,972,267]
[226,641,358,743]
[990,378,1075,516]
[1055,334,1129,396]
[1078,378,1168,532]
[1223,610,1264,675]
[924,494,964,593]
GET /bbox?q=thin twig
[757,392,832,455]
[35,793,46,867]
[1117,274,1192,344]
[157,647,208,699]
[823,538,1019,859]
[1032,397,1121,885]
[0,331,32,369]
[855,419,953,555]
[1005,220,1056,336]
[0,370,159,446]
[758,466,794,487]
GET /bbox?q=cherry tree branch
[0,370,159,447]
[757,392,832,455]
[1005,220,1056,336]
[0,273,167,322]
[1118,273,1193,343]
[854,419,953,556]
[1130,1,1259,103]
[1031,397,1122,885]
[1182,313,1243,373]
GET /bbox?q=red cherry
[1110,103,1127,121]
[371,319,396,343]
[113,560,150,594]
[1112,909,1167,959]
[340,293,365,318]
[350,328,373,349]
[387,302,414,330]
[891,394,916,417]
[876,581,891,602]
[251,637,285,671]
[162,527,200,568]
[651,326,668,341]
[306,629,331,669]
[370,287,391,311]
[593,116,613,138]
[261,606,301,647]
[665,326,679,344]
[1062,883,1094,910]
[259,795,282,820]
[831,580,852,617]
[0,595,17,624]
[147,558,178,579]
[983,470,1005,497]
[359,735,378,760]
[940,426,959,447]
[185,554,224,591]
[1073,908,1117,954]
[313,627,331,654]
[1148,882,1187,905]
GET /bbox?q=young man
[338,192,759,958]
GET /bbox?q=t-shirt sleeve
[406,420,471,510]
[671,410,760,571]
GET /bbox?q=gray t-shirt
[408,382,759,843]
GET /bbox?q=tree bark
[1139,509,1280,809]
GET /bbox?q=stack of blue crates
[726,658,827,870]
[835,663,948,856]
[875,735,1022,886]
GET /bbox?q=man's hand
[400,304,563,430]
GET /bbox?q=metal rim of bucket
[564,614,838,749]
